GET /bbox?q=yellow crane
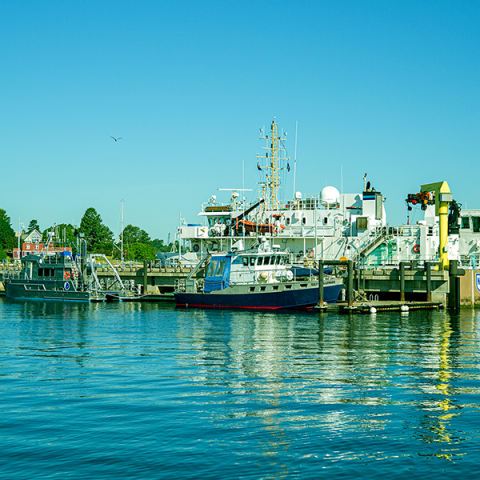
[420,181,453,270]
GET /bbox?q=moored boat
[4,252,106,302]
[175,240,343,309]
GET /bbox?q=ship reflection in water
[1,298,480,479]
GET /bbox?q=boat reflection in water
[174,308,476,473]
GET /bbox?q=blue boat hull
[175,282,343,310]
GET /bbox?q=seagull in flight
[110,136,122,141]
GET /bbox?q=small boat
[4,251,140,303]
[237,219,277,234]
[175,240,343,309]
[4,252,106,302]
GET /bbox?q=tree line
[0,207,174,260]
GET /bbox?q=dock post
[425,262,432,302]
[143,259,148,295]
[318,260,324,307]
[449,260,460,310]
[347,260,354,307]
[400,262,405,302]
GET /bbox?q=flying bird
[110,136,122,141]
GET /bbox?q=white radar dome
[320,186,340,204]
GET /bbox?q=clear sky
[1,1,479,241]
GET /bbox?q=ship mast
[257,118,289,210]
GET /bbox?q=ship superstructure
[178,119,478,269]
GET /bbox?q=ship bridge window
[302,217,306,225]
[250,257,255,266]
[216,260,227,276]
[242,257,249,266]
[207,260,218,276]
[357,217,368,231]
[462,217,471,229]
[286,218,291,226]
[39,268,54,277]
[473,217,480,233]
[257,257,263,266]
[323,217,328,225]
[264,257,270,266]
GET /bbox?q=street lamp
[17,218,25,262]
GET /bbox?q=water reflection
[1,297,480,477]
[175,308,480,466]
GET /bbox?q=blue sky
[1,1,479,241]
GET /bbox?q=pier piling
[400,262,406,302]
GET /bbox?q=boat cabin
[204,245,291,292]
[20,252,75,281]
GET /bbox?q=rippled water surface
[1,298,480,479]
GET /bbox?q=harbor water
[1,298,480,479]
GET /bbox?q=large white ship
[179,119,477,269]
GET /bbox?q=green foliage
[0,209,11,225]
[27,219,40,233]
[126,242,157,260]
[4,236,17,253]
[152,238,172,252]
[122,224,151,245]
[79,207,113,254]
[43,224,77,244]
[0,208,14,250]
[0,244,7,260]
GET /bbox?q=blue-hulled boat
[175,240,343,310]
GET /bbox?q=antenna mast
[257,118,289,210]
[121,200,124,265]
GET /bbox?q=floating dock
[317,300,444,314]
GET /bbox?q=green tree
[126,242,157,260]
[152,238,171,252]
[79,208,113,254]
[42,224,77,245]
[0,208,15,250]
[0,209,11,225]
[4,235,18,254]
[122,224,152,245]
[0,244,7,260]
[27,219,40,233]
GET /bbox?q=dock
[315,300,444,314]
